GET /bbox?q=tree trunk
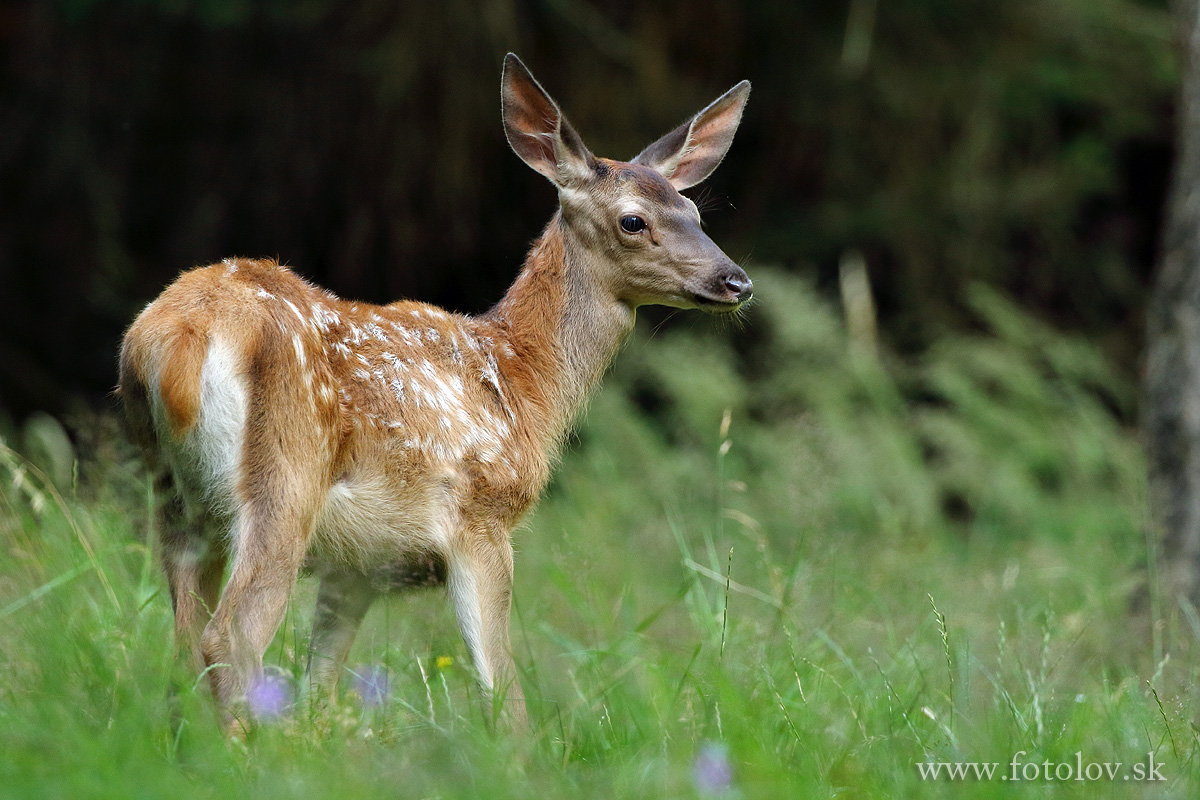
[1145,0,1200,608]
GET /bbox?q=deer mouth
[692,293,747,313]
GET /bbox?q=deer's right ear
[634,80,750,191]
[502,53,595,187]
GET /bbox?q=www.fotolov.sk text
[916,752,1166,782]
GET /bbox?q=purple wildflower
[692,741,734,796]
[353,665,390,707]
[246,669,293,720]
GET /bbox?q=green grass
[1,269,1195,798]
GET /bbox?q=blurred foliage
[548,268,1144,567]
[0,0,1178,416]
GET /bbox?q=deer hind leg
[197,357,333,729]
[200,490,317,730]
[159,496,227,674]
[154,471,227,675]
[121,360,229,676]
[306,570,378,700]
[448,530,526,726]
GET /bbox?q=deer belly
[309,473,455,576]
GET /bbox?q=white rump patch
[156,337,248,524]
[196,339,247,512]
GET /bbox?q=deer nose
[724,274,753,302]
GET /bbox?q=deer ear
[501,53,594,186]
[634,80,750,191]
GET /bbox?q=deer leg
[306,570,378,699]
[194,330,340,732]
[200,496,316,731]
[163,539,227,674]
[448,532,526,726]
[158,481,227,674]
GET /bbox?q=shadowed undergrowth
[0,268,1194,798]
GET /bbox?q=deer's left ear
[633,80,750,191]
[501,53,595,187]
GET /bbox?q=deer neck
[486,211,635,450]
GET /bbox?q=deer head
[500,54,752,314]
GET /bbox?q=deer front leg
[448,533,526,727]
[306,570,378,700]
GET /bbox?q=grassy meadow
[0,268,1195,798]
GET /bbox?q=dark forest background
[0,0,1180,420]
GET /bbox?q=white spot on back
[292,334,307,368]
[311,304,340,332]
[282,298,306,324]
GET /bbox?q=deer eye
[619,215,647,234]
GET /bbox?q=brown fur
[119,54,752,733]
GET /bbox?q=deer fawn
[119,54,752,731]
